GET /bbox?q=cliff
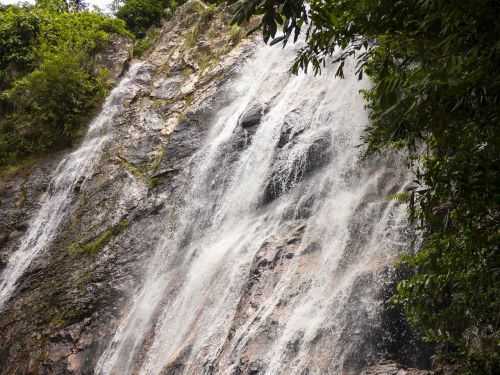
[0,1,455,374]
[0,1,255,373]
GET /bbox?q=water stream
[96,42,411,375]
[0,63,150,309]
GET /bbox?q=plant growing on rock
[0,2,130,168]
[114,0,181,38]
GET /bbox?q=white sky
[0,0,113,10]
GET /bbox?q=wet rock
[277,126,305,148]
[277,127,292,148]
[248,362,262,374]
[159,344,192,375]
[46,342,72,362]
[74,176,85,193]
[304,135,332,170]
[67,352,86,372]
[0,1,256,373]
[300,241,321,256]
[232,126,256,150]
[238,102,264,128]
[360,360,459,375]
[154,116,203,177]
[228,102,265,151]
[211,222,307,372]
[263,134,331,203]
[0,256,7,272]
[0,153,63,273]
[377,266,434,368]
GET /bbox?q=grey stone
[263,134,332,204]
[238,102,264,128]
[151,76,184,100]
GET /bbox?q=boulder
[238,103,264,128]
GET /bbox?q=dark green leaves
[229,0,308,48]
[115,0,178,38]
[0,2,130,167]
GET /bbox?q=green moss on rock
[69,216,131,256]
[69,230,113,256]
[50,307,79,328]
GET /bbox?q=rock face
[361,361,460,375]
[263,134,332,204]
[238,102,265,128]
[0,2,438,375]
[0,2,257,374]
[94,34,133,84]
[0,154,65,274]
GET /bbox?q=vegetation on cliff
[113,0,179,38]
[0,0,234,170]
[230,0,499,372]
[0,0,131,168]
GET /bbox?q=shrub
[0,4,46,87]
[1,51,107,160]
[0,3,130,167]
[229,24,243,43]
[115,0,179,38]
[133,28,160,56]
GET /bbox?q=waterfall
[0,62,150,309]
[95,41,411,375]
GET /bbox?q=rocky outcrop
[361,360,460,375]
[0,2,442,375]
[0,154,66,273]
[238,102,265,128]
[0,1,257,374]
[94,34,133,84]
[203,158,424,374]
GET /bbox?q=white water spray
[0,62,150,309]
[96,42,410,375]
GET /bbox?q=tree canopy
[113,0,180,38]
[230,0,500,372]
[0,1,130,167]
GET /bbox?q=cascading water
[0,63,150,309]
[96,42,411,375]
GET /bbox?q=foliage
[229,24,243,43]
[133,28,161,56]
[114,0,179,38]
[50,306,80,327]
[36,0,89,13]
[230,0,500,372]
[0,2,130,167]
[1,52,107,158]
[70,230,113,256]
[0,4,43,85]
[201,2,218,19]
